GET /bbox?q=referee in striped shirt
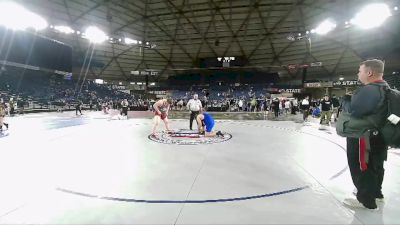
[187,94,202,130]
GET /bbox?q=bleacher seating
[0,70,133,111]
[385,74,400,89]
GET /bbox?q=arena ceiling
[16,0,400,83]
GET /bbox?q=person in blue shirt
[196,110,224,137]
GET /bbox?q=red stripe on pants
[359,137,368,171]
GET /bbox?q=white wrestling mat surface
[0,111,399,224]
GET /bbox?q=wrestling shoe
[216,131,224,137]
[343,198,378,210]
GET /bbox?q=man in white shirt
[120,99,129,119]
[177,99,184,110]
[301,96,310,121]
[284,100,291,114]
[187,94,202,130]
[292,99,298,114]
[238,99,243,111]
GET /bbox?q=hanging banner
[148,90,166,95]
[111,85,126,90]
[304,82,321,88]
[278,88,302,93]
[304,81,333,88]
[333,80,360,87]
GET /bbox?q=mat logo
[0,130,9,138]
[148,129,232,145]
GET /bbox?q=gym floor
[0,111,399,224]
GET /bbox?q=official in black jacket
[320,95,332,125]
[343,59,389,210]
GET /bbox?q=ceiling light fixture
[314,19,337,35]
[351,3,391,29]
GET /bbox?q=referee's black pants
[121,107,128,116]
[76,107,82,115]
[189,111,199,130]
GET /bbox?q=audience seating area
[0,71,133,111]
[1,69,398,114]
